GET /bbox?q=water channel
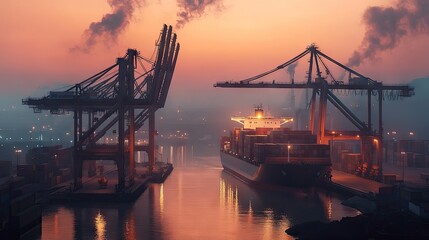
[40,145,359,240]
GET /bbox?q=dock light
[409,132,414,136]
[15,149,22,165]
[287,145,291,163]
[401,152,406,181]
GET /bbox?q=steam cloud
[287,62,298,83]
[348,0,429,67]
[176,0,224,29]
[72,0,142,52]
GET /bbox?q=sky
[1,0,428,108]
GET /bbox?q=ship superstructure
[231,105,293,129]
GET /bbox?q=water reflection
[219,170,360,239]
[124,210,136,240]
[167,144,188,166]
[42,207,75,240]
[40,145,358,240]
[95,211,106,240]
[159,184,164,217]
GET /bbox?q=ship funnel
[255,106,264,118]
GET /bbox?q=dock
[49,162,173,202]
[330,170,388,197]
[327,163,429,219]
[329,161,429,197]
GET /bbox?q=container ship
[220,106,332,187]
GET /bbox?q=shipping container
[398,140,412,153]
[414,154,425,168]
[0,161,12,178]
[55,176,61,185]
[400,188,423,202]
[382,174,397,184]
[243,135,267,160]
[237,129,256,156]
[269,131,316,144]
[17,165,36,183]
[10,193,35,216]
[411,140,425,154]
[426,155,429,168]
[406,152,414,167]
[255,127,272,135]
[10,204,41,230]
[253,143,329,163]
[35,163,49,172]
[59,168,71,176]
[425,140,429,156]
[264,156,330,165]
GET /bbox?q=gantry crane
[214,45,414,181]
[23,25,180,191]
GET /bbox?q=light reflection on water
[40,144,359,240]
[95,211,106,240]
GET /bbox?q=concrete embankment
[287,170,429,239]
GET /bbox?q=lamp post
[331,131,335,162]
[287,145,291,163]
[54,154,58,167]
[400,151,405,182]
[15,149,22,165]
[50,128,53,142]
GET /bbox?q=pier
[49,162,173,202]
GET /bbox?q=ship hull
[220,151,331,187]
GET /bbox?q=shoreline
[286,184,429,239]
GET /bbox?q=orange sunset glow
[1,0,428,101]
[2,1,429,239]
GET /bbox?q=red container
[255,127,272,135]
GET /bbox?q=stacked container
[243,135,268,160]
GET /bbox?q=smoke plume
[176,0,224,29]
[348,0,429,67]
[286,62,298,83]
[71,0,142,52]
